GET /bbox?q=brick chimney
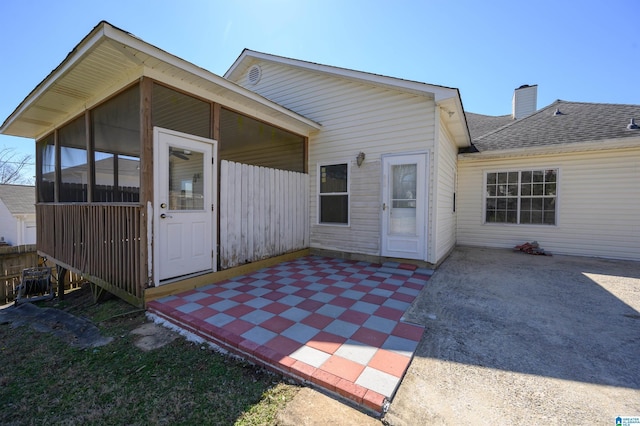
[512,84,538,119]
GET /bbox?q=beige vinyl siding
[457,147,640,261]
[432,115,459,263]
[234,61,436,257]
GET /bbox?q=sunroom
[0,21,320,307]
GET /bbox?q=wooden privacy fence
[36,204,145,306]
[220,161,309,269]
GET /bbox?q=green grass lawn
[0,286,299,425]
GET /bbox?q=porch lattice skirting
[147,256,431,414]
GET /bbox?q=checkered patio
[147,256,431,413]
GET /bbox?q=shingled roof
[0,184,35,215]
[468,100,640,152]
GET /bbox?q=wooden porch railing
[36,204,146,306]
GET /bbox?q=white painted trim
[316,161,351,227]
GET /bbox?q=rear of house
[459,96,640,261]
[225,51,470,266]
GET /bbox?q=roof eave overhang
[459,137,640,160]
[1,22,320,140]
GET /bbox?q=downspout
[430,103,441,264]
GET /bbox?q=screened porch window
[59,116,88,202]
[485,169,557,225]
[38,134,55,203]
[319,163,348,224]
[92,85,140,202]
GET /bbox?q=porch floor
[147,256,431,414]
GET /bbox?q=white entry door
[381,153,427,260]
[154,127,217,283]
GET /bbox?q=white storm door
[154,127,216,282]
[381,153,427,260]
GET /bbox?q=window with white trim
[485,169,557,225]
[319,163,349,224]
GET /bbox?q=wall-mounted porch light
[356,152,366,167]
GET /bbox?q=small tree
[0,147,33,185]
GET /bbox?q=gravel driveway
[384,246,640,425]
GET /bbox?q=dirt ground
[383,246,640,425]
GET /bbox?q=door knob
[160,213,173,219]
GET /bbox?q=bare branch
[0,147,34,185]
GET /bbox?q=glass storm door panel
[381,154,427,260]
[154,127,216,282]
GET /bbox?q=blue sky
[1,0,638,182]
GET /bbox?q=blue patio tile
[247,287,271,297]
[315,304,346,318]
[415,268,434,276]
[327,274,346,281]
[251,272,271,279]
[281,323,320,343]
[351,301,379,315]
[241,309,275,325]
[370,288,394,298]
[280,294,305,306]
[209,299,239,312]
[310,292,335,303]
[241,326,278,345]
[278,285,299,294]
[302,275,323,283]
[349,273,371,280]
[382,261,401,269]
[280,307,310,322]
[182,292,211,302]
[363,316,397,334]
[342,289,366,300]
[306,283,328,292]
[381,267,414,277]
[196,284,216,292]
[176,302,203,313]
[397,287,420,297]
[218,289,242,299]
[249,279,271,287]
[359,280,381,288]
[245,297,272,309]
[382,335,419,356]
[205,312,235,327]
[334,281,352,289]
[382,298,410,311]
[324,319,359,338]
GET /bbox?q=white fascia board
[459,137,640,160]
[227,50,459,102]
[105,26,321,131]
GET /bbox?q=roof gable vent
[247,65,262,85]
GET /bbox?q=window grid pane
[486,170,557,225]
[319,163,348,224]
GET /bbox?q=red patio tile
[361,294,387,305]
[390,292,414,303]
[238,339,261,357]
[263,302,290,314]
[312,369,341,392]
[231,293,255,303]
[374,306,403,321]
[363,390,386,412]
[392,322,424,341]
[397,263,417,271]
[190,306,218,320]
[263,291,287,301]
[307,331,346,354]
[296,299,324,312]
[224,304,255,318]
[264,335,302,356]
[301,313,334,330]
[260,316,295,333]
[368,349,411,378]
[320,355,365,382]
[318,278,338,285]
[351,327,388,347]
[404,281,424,290]
[293,289,316,299]
[323,285,344,295]
[224,319,254,335]
[291,360,316,381]
[337,310,369,325]
[329,296,356,308]
[196,295,224,306]
[335,379,367,405]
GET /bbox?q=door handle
[160,213,173,219]
[382,203,386,211]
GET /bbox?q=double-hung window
[319,163,349,224]
[485,169,557,225]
